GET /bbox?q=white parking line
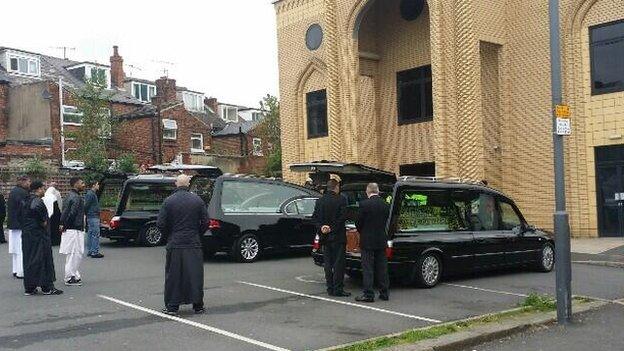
[238,281,442,323]
[442,283,528,297]
[98,294,290,351]
[295,274,325,284]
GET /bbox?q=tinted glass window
[295,198,317,215]
[499,201,522,230]
[590,20,624,95]
[126,184,176,211]
[306,89,328,138]
[396,189,465,232]
[99,180,124,210]
[190,177,214,205]
[284,201,298,215]
[221,181,308,213]
[468,193,498,231]
[397,65,433,124]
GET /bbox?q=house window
[62,106,84,125]
[132,82,157,103]
[182,92,204,112]
[397,65,433,124]
[221,106,238,122]
[90,67,108,87]
[252,138,263,156]
[6,52,40,77]
[252,112,264,122]
[191,133,204,153]
[306,89,328,139]
[590,19,624,95]
[162,119,178,140]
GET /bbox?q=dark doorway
[399,162,435,177]
[596,145,624,237]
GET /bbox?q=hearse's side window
[468,192,499,231]
[221,181,308,213]
[498,200,522,230]
[126,184,176,211]
[396,189,465,232]
[284,198,317,215]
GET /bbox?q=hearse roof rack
[222,173,282,181]
[398,176,487,186]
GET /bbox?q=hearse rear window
[221,181,308,213]
[126,183,176,211]
[99,179,124,210]
[397,189,465,232]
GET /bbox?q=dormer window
[67,63,111,89]
[5,51,40,77]
[132,82,157,103]
[221,106,238,122]
[182,91,204,112]
[252,111,264,122]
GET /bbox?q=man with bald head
[355,183,390,303]
[157,174,208,316]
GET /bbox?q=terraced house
[0,46,213,167]
[274,0,624,237]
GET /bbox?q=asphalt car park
[1,242,623,351]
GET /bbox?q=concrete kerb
[316,300,609,351]
[572,260,624,269]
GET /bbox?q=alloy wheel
[542,245,554,270]
[145,227,162,245]
[421,256,440,286]
[240,237,259,261]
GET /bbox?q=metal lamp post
[548,0,573,325]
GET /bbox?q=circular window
[305,24,324,51]
[400,0,425,21]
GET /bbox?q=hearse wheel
[413,253,442,288]
[535,242,555,272]
[233,233,260,263]
[139,224,165,247]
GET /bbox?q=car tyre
[535,242,555,272]
[139,225,165,247]
[232,233,261,263]
[412,253,442,288]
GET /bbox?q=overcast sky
[2,0,278,108]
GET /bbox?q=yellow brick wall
[275,0,624,237]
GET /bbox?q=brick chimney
[153,77,178,105]
[205,97,218,113]
[110,45,125,89]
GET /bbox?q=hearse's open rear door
[289,161,396,185]
[148,165,223,204]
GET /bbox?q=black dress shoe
[194,307,206,314]
[161,308,179,316]
[355,295,375,303]
[379,294,389,301]
[333,291,351,297]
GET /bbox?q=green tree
[70,75,115,183]
[116,153,138,174]
[256,94,281,177]
[25,156,47,180]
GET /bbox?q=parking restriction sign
[556,118,571,135]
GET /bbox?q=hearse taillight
[109,216,121,230]
[385,240,394,259]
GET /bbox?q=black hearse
[292,164,555,288]
[100,165,222,246]
[100,166,322,262]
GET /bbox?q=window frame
[306,89,328,139]
[182,91,204,112]
[589,19,624,96]
[190,133,204,153]
[393,187,468,234]
[132,82,157,103]
[496,197,527,231]
[396,65,433,125]
[162,118,178,140]
[62,105,84,126]
[5,51,40,77]
[221,105,239,122]
[252,138,263,156]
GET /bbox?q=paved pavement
[1,241,623,351]
[465,303,624,351]
[571,238,624,266]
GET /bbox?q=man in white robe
[7,176,31,279]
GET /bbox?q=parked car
[204,176,321,262]
[99,166,222,246]
[300,167,555,288]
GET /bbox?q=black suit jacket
[356,195,390,250]
[312,191,347,244]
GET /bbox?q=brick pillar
[0,82,9,144]
[110,46,125,89]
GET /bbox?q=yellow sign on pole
[555,104,571,118]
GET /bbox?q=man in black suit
[355,183,390,302]
[312,179,350,297]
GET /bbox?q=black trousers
[323,242,346,293]
[361,249,389,298]
[0,217,5,242]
